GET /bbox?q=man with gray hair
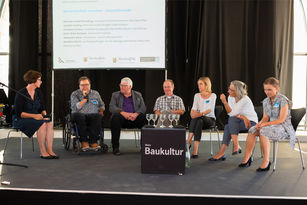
[109,77,147,155]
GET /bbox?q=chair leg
[4,130,14,156]
[134,130,140,148]
[273,141,278,171]
[210,128,213,156]
[260,140,263,158]
[296,138,305,170]
[216,127,221,149]
[32,137,35,152]
[257,137,263,158]
[20,132,23,160]
[138,130,141,147]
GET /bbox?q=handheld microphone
[83,92,89,100]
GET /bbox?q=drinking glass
[146,114,151,125]
[149,114,154,125]
[152,114,158,127]
[168,114,174,128]
[172,114,177,126]
[160,114,166,128]
[175,114,180,125]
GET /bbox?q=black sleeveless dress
[14,88,50,138]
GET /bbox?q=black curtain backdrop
[8,0,294,128]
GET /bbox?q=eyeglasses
[228,87,235,92]
[264,89,273,92]
[80,84,90,86]
[119,84,129,87]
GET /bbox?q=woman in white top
[187,77,217,158]
[209,80,258,161]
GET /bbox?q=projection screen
[52,0,166,69]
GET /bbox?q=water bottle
[185,142,191,168]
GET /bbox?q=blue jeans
[222,116,256,145]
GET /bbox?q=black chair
[254,106,263,121]
[186,105,223,156]
[271,107,306,171]
[239,106,263,134]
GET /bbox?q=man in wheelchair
[70,76,105,151]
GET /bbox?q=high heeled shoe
[208,154,226,161]
[49,155,60,159]
[40,155,53,159]
[48,152,60,159]
[192,154,198,159]
[256,162,271,172]
[232,148,242,155]
[238,156,252,168]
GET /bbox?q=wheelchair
[62,113,108,154]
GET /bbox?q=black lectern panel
[141,127,186,175]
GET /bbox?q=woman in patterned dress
[239,77,295,171]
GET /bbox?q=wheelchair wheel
[100,143,109,153]
[72,138,81,154]
[62,114,72,151]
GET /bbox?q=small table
[141,126,186,175]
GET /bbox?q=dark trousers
[188,116,215,141]
[110,113,146,149]
[71,113,103,143]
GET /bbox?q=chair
[207,105,223,156]
[272,107,306,171]
[123,128,141,148]
[62,113,108,154]
[3,114,34,159]
[186,105,223,156]
[239,106,263,134]
[254,106,263,121]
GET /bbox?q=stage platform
[0,128,307,204]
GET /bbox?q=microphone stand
[0,82,28,168]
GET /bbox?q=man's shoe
[113,148,121,155]
[89,143,101,150]
[81,142,90,151]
